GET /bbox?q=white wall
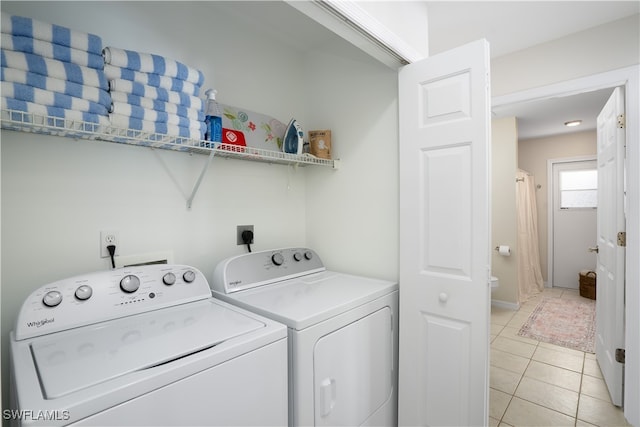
[0,0,396,409]
[491,117,518,306]
[303,40,398,280]
[492,14,640,97]
[356,1,429,58]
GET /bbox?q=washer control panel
[14,264,211,340]
[212,247,325,294]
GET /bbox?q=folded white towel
[2,35,104,69]
[103,46,204,86]
[110,102,205,130]
[109,91,204,121]
[2,96,110,129]
[108,79,203,110]
[2,67,111,108]
[2,81,109,115]
[1,12,102,54]
[1,49,108,89]
[104,64,200,96]
[109,113,204,141]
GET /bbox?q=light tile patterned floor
[490,287,630,427]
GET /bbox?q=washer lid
[222,271,398,330]
[31,299,264,399]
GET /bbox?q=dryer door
[314,307,393,426]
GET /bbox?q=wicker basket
[579,270,597,300]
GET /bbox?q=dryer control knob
[293,252,303,262]
[183,270,196,283]
[272,253,285,266]
[75,285,93,300]
[304,251,313,260]
[120,275,140,293]
[43,290,63,307]
[163,272,176,285]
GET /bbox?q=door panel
[596,87,625,406]
[398,39,491,426]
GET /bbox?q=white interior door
[596,86,625,406]
[552,159,598,288]
[398,39,491,426]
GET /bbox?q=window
[560,169,597,208]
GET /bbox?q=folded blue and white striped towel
[1,49,108,89]
[1,12,102,55]
[110,91,204,121]
[2,96,110,126]
[109,113,204,141]
[2,81,109,115]
[103,47,204,86]
[108,80,204,110]
[2,67,111,108]
[2,35,104,69]
[110,102,205,130]
[104,64,201,97]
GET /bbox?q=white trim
[546,156,597,289]
[320,1,424,63]
[285,0,424,69]
[491,299,520,311]
[492,64,639,425]
[492,65,636,108]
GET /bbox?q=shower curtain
[516,169,544,303]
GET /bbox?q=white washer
[212,248,398,427]
[10,264,287,426]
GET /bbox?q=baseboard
[491,299,520,311]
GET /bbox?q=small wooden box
[579,270,597,300]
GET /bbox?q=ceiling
[425,1,639,140]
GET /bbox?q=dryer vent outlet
[237,225,254,245]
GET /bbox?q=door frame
[493,64,639,425]
[546,155,597,289]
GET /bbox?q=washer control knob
[75,285,93,301]
[293,252,303,262]
[43,290,63,307]
[272,253,285,266]
[163,272,176,286]
[304,251,313,260]
[183,270,196,283]
[120,275,140,293]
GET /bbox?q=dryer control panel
[14,264,211,340]
[212,247,326,294]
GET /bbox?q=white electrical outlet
[100,230,120,258]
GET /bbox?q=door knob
[588,246,599,253]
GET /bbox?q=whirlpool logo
[27,318,54,328]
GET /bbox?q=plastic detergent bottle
[204,89,222,146]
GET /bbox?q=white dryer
[211,248,398,427]
[10,264,287,426]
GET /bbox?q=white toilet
[491,276,499,292]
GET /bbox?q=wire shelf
[0,108,338,169]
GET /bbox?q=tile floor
[490,287,630,427]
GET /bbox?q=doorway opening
[492,66,639,418]
[549,157,598,289]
